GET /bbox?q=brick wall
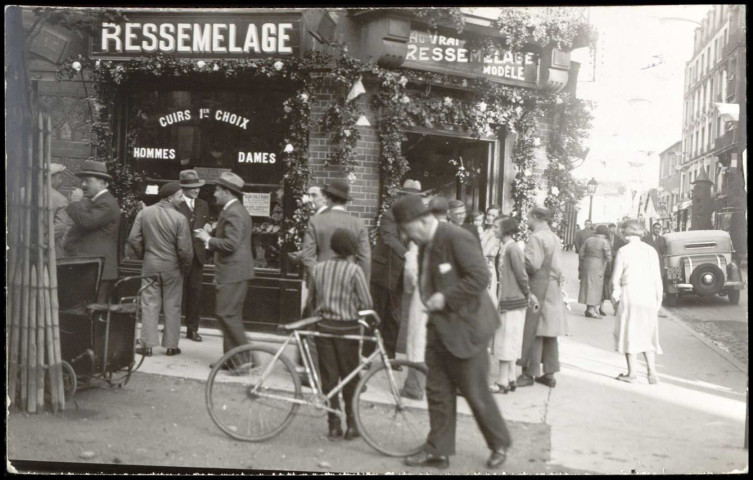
[309,77,381,229]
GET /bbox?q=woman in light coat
[611,220,663,385]
[578,225,612,318]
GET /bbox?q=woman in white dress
[611,219,664,385]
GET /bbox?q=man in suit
[393,195,511,470]
[370,179,422,359]
[517,207,565,389]
[448,199,481,243]
[175,169,211,342]
[64,160,122,303]
[429,196,449,222]
[195,172,254,358]
[302,179,371,282]
[642,222,667,259]
[128,182,193,357]
[574,219,594,254]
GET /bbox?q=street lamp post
[587,177,598,222]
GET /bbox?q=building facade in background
[679,4,746,261]
[656,140,681,230]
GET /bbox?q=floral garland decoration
[58,52,324,248]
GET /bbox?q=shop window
[125,81,290,271]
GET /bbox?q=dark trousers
[371,280,402,358]
[315,321,361,428]
[521,336,560,378]
[215,280,250,354]
[424,327,512,457]
[182,257,203,333]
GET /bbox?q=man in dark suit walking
[393,195,511,470]
[64,160,122,303]
[195,172,254,358]
[175,169,211,342]
[370,179,423,358]
[642,222,667,259]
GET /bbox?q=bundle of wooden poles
[7,113,66,413]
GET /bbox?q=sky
[569,5,713,189]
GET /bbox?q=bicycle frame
[246,321,406,419]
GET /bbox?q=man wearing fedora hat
[127,182,194,356]
[195,172,254,358]
[49,163,73,259]
[370,179,423,359]
[391,195,511,470]
[175,169,211,342]
[64,160,122,303]
[302,179,370,283]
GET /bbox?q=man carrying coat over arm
[393,195,511,470]
[195,172,254,361]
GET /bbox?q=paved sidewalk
[133,250,748,474]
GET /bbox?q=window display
[126,80,289,270]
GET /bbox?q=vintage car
[662,230,745,306]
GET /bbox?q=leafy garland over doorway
[56,13,592,245]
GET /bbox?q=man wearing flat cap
[370,179,422,359]
[49,163,73,259]
[302,178,370,283]
[128,182,193,356]
[175,169,211,342]
[517,206,565,389]
[392,195,511,471]
[195,172,254,358]
[64,160,122,303]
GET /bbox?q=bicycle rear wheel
[206,345,301,442]
[354,360,429,457]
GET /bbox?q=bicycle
[205,310,429,457]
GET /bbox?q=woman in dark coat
[578,225,612,318]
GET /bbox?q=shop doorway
[402,131,497,213]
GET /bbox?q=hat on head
[76,160,112,181]
[50,163,66,176]
[428,196,449,214]
[331,228,359,257]
[529,206,551,221]
[179,169,205,188]
[448,200,465,210]
[499,217,519,235]
[397,179,422,195]
[159,182,182,199]
[595,225,610,236]
[216,171,245,195]
[392,194,431,224]
[322,179,351,201]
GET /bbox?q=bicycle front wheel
[206,345,301,442]
[354,360,430,457]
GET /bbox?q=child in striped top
[309,228,373,441]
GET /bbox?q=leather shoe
[535,374,556,388]
[344,426,360,440]
[404,451,450,469]
[135,346,152,356]
[327,425,343,441]
[487,449,507,469]
[186,330,203,342]
[515,374,534,387]
[166,348,181,356]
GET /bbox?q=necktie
[187,199,193,211]
[419,244,432,303]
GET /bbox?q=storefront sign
[91,12,301,59]
[243,192,271,217]
[158,109,250,129]
[403,28,539,86]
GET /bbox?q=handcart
[57,257,158,399]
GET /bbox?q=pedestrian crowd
[47,160,662,470]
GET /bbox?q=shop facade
[27,7,586,332]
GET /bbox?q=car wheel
[689,264,725,296]
[727,290,741,305]
[664,293,679,307]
